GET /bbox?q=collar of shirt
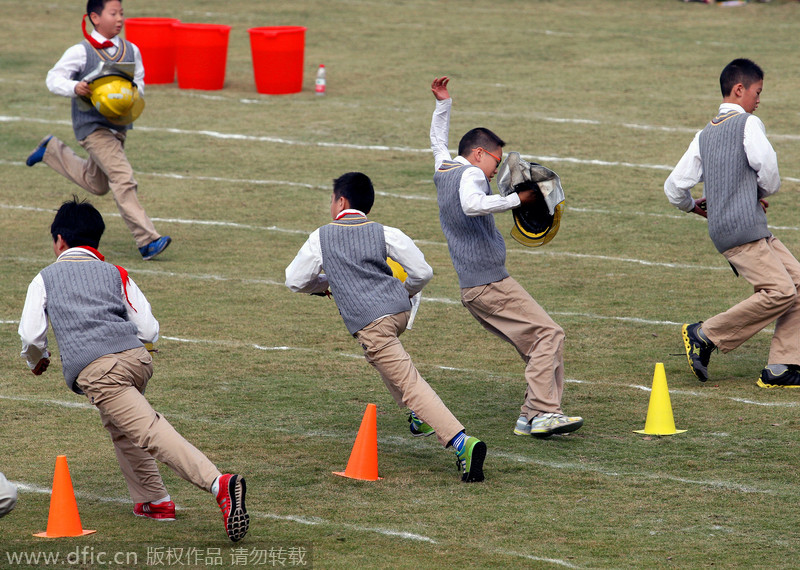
[334,209,367,220]
[719,102,745,114]
[57,246,103,261]
[91,30,119,49]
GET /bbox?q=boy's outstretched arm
[430,77,453,170]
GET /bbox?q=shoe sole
[410,427,436,437]
[134,512,176,521]
[224,475,249,542]
[462,440,486,483]
[757,378,800,389]
[682,324,708,382]
[529,418,584,439]
[513,428,531,436]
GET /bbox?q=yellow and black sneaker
[757,365,800,389]
[682,322,715,382]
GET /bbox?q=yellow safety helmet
[386,257,408,282]
[497,152,566,248]
[88,75,145,125]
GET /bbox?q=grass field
[3,0,800,567]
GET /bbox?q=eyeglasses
[473,147,502,168]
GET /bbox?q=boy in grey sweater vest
[665,58,800,388]
[430,77,584,438]
[19,198,248,541]
[25,0,171,261]
[286,172,486,482]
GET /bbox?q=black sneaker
[757,365,800,389]
[682,322,715,382]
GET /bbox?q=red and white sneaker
[133,500,176,521]
[216,474,249,542]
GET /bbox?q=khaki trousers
[462,277,565,419]
[43,130,161,248]
[75,347,220,503]
[354,311,465,446]
[704,236,800,365]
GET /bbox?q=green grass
[3,0,800,567]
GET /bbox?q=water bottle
[315,64,326,95]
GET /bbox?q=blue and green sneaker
[455,437,486,483]
[408,412,435,437]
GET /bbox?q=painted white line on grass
[4,394,781,498]
[493,550,580,569]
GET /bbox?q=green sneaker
[408,412,435,437]
[455,436,486,483]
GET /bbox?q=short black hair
[87,0,118,18]
[720,58,764,97]
[458,127,505,157]
[50,197,105,249]
[333,172,375,215]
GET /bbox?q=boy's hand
[760,198,769,213]
[311,289,332,299]
[31,358,50,376]
[431,76,450,101]
[74,81,92,97]
[692,198,708,218]
[517,189,538,205]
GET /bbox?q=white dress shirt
[285,210,433,297]
[430,98,521,216]
[46,30,145,98]
[19,248,159,370]
[664,103,780,212]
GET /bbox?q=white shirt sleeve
[285,229,330,294]
[459,166,521,216]
[123,276,159,343]
[744,114,780,197]
[384,226,433,297]
[664,130,703,213]
[18,274,50,370]
[430,98,454,170]
[46,43,86,97]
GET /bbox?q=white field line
[0,205,738,273]
[0,390,784,499]
[6,114,800,176]
[8,479,583,566]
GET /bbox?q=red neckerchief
[75,246,137,312]
[82,14,114,49]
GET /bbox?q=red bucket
[173,23,231,90]
[248,26,306,94]
[124,18,180,84]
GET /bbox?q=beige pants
[75,347,220,503]
[462,276,565,420]
[43,130,161,248]
[355,311,465,446]
[704,236,800,365]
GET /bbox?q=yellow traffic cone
[634,363,687,436]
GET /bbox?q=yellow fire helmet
[88,75,145,126]
[386,257,408,282]
[496,152,565,248]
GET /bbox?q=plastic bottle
[315,64,326,96]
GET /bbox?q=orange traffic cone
[333,403,382,481]
[634,363,687,436]
[34,455,96,537]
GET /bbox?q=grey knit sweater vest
[319,215,411,335]
[434,160,509,288]
[699,111,771,253]
[71,40,136,141]
[40,251,142,393]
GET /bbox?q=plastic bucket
[124,18,180,84]
[248,26,306,94]
[173,23,231,90]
